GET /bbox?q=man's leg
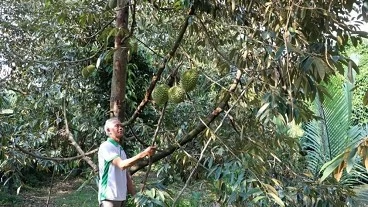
[100,200,125,207]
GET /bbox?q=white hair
[104,117,120,135]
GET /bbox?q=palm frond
[350,184,368,207]
[302,76,351,175]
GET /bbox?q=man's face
[108,120,124,139]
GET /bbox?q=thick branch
[123,6,194,126]
[121,2,136,44]
[130,69,243,174]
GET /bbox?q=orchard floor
[0,177,97,207]
[0,171,217,207]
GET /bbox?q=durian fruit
[168,85,186,104]
[82,64,96,78]
[180,69,199,92]
[108,0,117,9]
[152,84,170,105]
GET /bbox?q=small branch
[150,1,174,11]
[46,164,56,207]
[172,137,212,206]
[140,103,167,192]
[133,36,164,58]
[197,17,233,67]
[85,18,115,40]
[14,144,98,161]
[63,99,98,172]
[2,87,28,95]
[127,125,150,147]
[8,44,103,65]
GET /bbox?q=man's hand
[113,146,157,170]
[143,146,156,157]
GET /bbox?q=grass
[53,186,97,207]
[0,191,24,206]
[0,177,98,207]
[0,173,217,207]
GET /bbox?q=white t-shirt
[98,138,127,203]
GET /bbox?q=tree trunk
[110,0,129,120]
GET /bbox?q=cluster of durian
[152,69,199,105]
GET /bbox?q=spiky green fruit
[82,64,96,78]
[108,0,117,9]
[180,69,199,92]
[168,86,186,104]
[152,84,170,105]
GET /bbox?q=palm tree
[301,74,368,206]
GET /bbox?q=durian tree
[1,0,368,205]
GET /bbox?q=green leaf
[0,109,14,115]
[267,192,285,207]
[275,45,285,59]
[300,56,313,72]
[346,147,358,173]
[363,91,368,106]
[313,58,326,80]
[253,195,266,203]
[319,153,345,182]
[256,102,270,119]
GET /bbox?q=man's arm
[111,146,156,170]
[126,173,136,195]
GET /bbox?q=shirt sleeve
[99,143,119,162]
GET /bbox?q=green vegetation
[1,0,368,206]
[0,177,96,207]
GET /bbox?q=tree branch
[123,6,195,126]
[132,36,164,58]
[130,69,243,174]
[140,102,167,192]
[85,18,115,40]
[172,136,212,205]
[121,2,137,44]
[2,87,28,95]
[63,100,98,172]
[14,144,98,161]
[46,165,56,207]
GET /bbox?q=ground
[0,177,97,207]
[0,172,216,207]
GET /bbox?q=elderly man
[98,117,156,207]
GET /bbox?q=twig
[14,144,98,161]
[132,36,164,58]
[172,136,212,206]
[46,164,56,207]
[127,125,150,147]
[85,18,115,40]
[2,87,28,95]
[197,17,233,68]
[9,44,103,65]
[140,103,167,192]
[63,98,98,172]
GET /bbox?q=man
[98,117,156,207]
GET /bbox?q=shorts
[99,199,126,207]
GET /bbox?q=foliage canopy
[1,0,368,206]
